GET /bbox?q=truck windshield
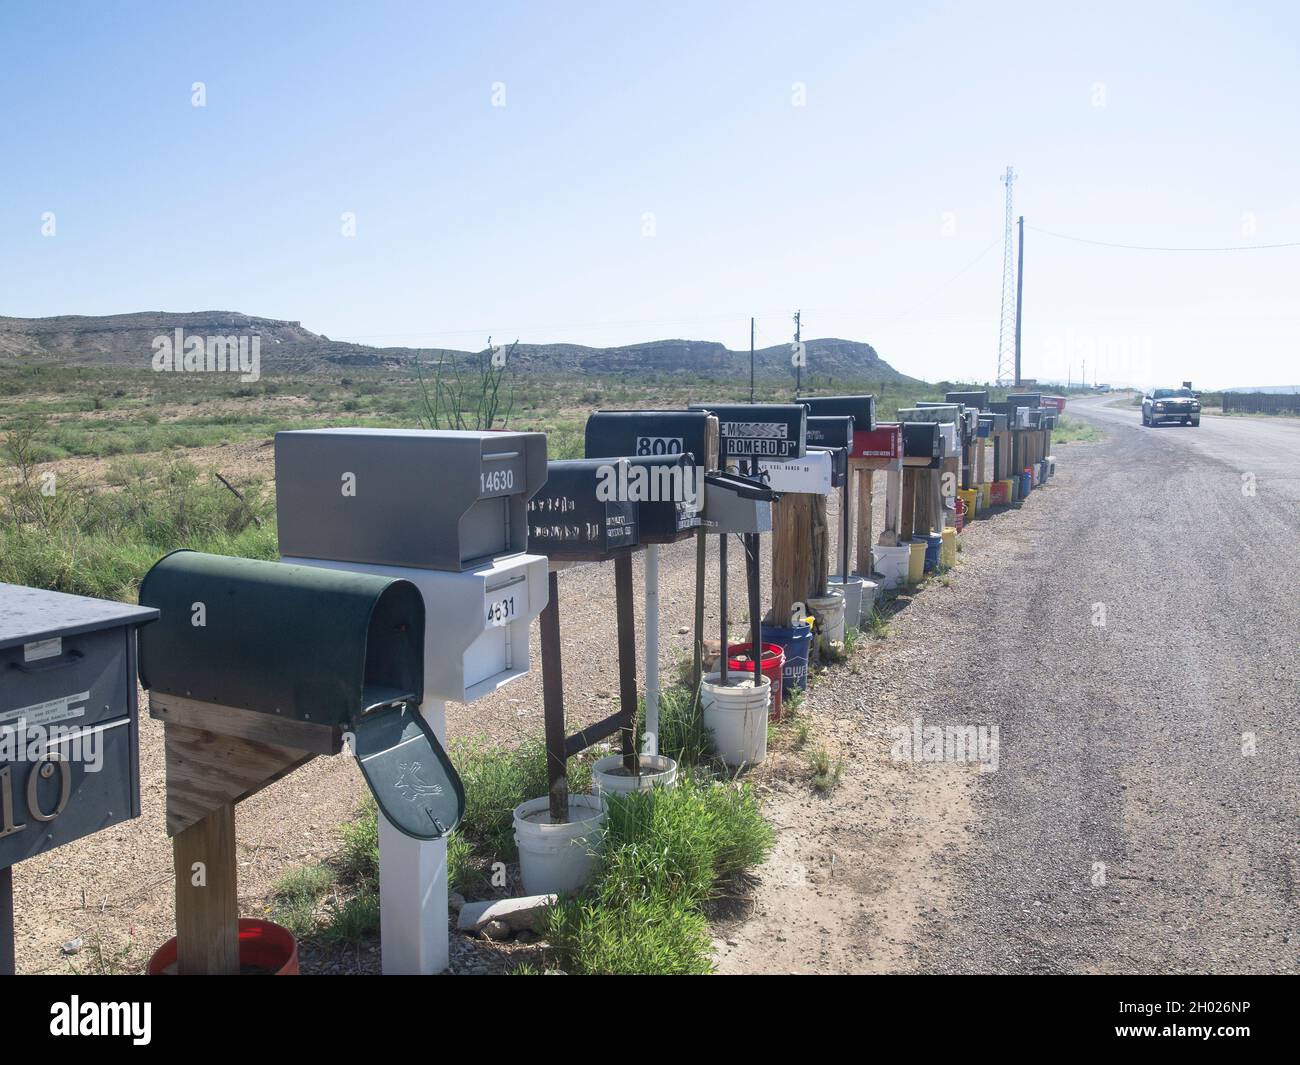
[1154,389,1193,399]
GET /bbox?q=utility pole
[750,317,755,403]
[1014,215,1024,387]
[995,167,1017,386]
[793,310,802,396]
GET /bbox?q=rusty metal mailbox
[0,585,157,870]
[137,550,463,840]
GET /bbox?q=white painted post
[379,695,449,975]
[644,544,660,755]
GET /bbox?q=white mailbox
[757,450,834,494]
[283,553,547,704]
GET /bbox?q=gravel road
[721,395,1299,974]
[914,397,1300,973]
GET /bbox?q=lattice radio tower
[995,166,1018,386]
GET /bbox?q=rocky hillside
[0,311,914,382]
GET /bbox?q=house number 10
[0,759,72,839]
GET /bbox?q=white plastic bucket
[854,574,882,614]
[701,672,771,767]
[872,544,911,590]
[512,794,606,897]
[807,591,846,652]
[591,754,678,798]
[827,575,865,630]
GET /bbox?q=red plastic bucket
[727,642,785,720]
[147,918,299,975]
[955,497,965,533]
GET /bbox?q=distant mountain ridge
[0,311,915,383]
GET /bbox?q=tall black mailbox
[138,551,464,840]
[585,410,718,470]
[528,459,640,562]
[902,421,942,462]
[799,395,876,433]
[688,403,807,460]
[622,454,703,543]
[946,390,990,411]
[805,415,855,450]
[0,584,157,869]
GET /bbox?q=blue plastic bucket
[766,622,812,696]
[1021,470,1032,497]
[924,533,942,573]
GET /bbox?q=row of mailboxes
[0,585,158,869]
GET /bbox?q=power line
[1027,225,1300,252]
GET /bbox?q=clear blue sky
[2,0,1296,388]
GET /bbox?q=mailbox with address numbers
[688,402,807,461]
[275,428,547,571]
[0,586,158,871]
[585,409,719,471]
[275,427,549,975]
[528,458,640,562]
[1,584,158,973]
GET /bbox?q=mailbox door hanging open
[138,550,464,840]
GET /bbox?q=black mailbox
[946,390,990,411]
[1026,410,1045,428]
[805,415,854,450]
[584,410,718,470]
[799,395,876,433]
[0,585,157,868]
[902,421,942,466]
[1006,393,1042,410]
[1042,413,1058,430]
[688,402,807,460]
[528,458,640,562]
[137,551,464,840]
[622,454,703,543]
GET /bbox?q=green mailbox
[138,551,464,841]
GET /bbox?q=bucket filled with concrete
[701,672,771,767]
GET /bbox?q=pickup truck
[1142,388,1200,427]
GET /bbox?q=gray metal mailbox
[137,550,463,840]
[702,470,775,534]
[275,428,548,571]
[0,585,157,869]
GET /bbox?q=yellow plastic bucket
[940,527,957,568]
[907,540,926,584]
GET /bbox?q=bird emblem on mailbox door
[395,761,445,800]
